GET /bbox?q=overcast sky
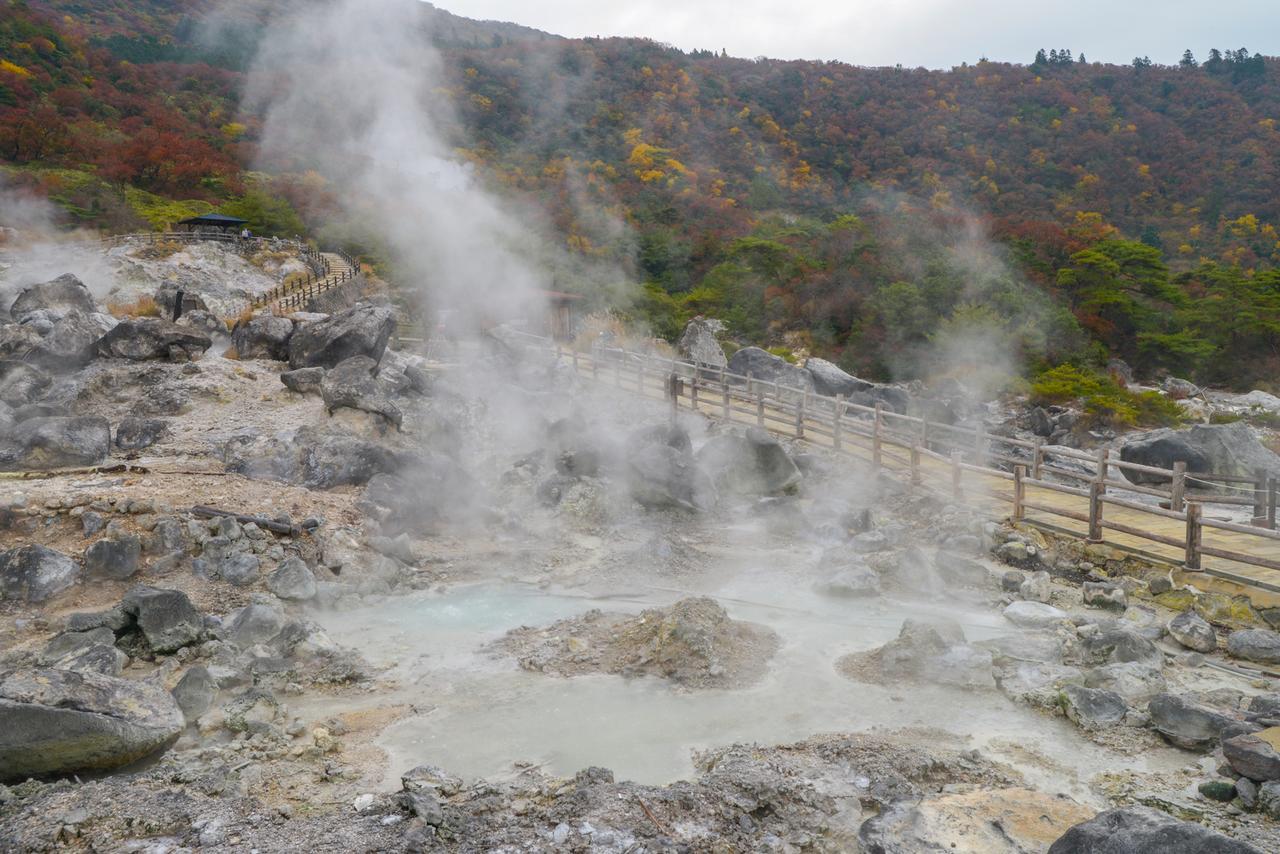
[435,1,1279,69]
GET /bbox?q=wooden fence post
[721,371,730,421]
[571,349,579,373]
[1013,465,1026,522]
[1254,468,1268,526]
[1087,481,1103,543]
[1269,477,1278,530]
[872,403,884,468]
[1184,502,1202,571]
[833,395,844,451]
[1095,448,1110,494]
[690,378,699,411]
[795,392,805,439]
[1032,439,1044,479]
[756,392,765,427]
[974,419,986,465]
[951,451,963,497]
[1170,461,1186,512]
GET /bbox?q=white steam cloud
[242,0,550,334]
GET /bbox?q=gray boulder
[1002,600,1069,629]
[320,355,402,428]
[1260,781,1280,820]
[1227,629,1280,664]
[1222,730,1280,782]
[0,668,184,783]
[9,273,97,324]
[226,603,285,648]
[231,315,294,361]
[0,322,42,360]
[695,427,801,496]
[1149,692,1256,750]
[676,317,726,369]
[171,665,217,723]
[287,302,394,369]
[1082,582,1126,610]
[818,563,881,598]
[266,557,317,601]
[84,535,142,581]
[726,347,813,392]
[1048,806,1263,853]
[114,417,167,451]
[0,545,79,602]
[627,442,716,512]
[1080,627,1163,669]
[222,426,407,489]
[0,360,50,407]
[0,415,111,470]
[804,357,873,397]
[281,366,325,395]
[1168,610,1217,653]
[1060,684,1128,729]
[121,586,203,653]
[219,553,261,587]
[94,318,211,361]
[1119,423,1280,485]
[1083,662,1166,704]
[25,311,117,369]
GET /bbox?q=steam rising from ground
[242,0,550,334]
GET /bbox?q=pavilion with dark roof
[176,212,249,234]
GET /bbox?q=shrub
[1030,364,1182,430]
[106,295,161,318]
[766,346,797,364]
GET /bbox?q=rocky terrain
[0,244,1278,851]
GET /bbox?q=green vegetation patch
[1030,364,1184,429]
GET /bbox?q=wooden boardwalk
[545,342,1280,607]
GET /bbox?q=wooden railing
[501,330,1280,594]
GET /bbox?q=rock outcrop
[94,318,212,362]
[696,427,801,496]
[726,347,813,392]
[1119,423,1280,484]
[0,545,79,602]
[0,415,111,470]
[287,302,394,369]
[676,317,727,369]
[1048,805,1263,853]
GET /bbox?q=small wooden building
[176,213,249,234]
[541,290,583,341]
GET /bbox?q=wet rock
[1227,629,1280,664]
[627,443,716,512]
[219,553,261,587]
[0,360,50,407]
[1149,693,1257,750]
[280,366,325,394]
[0,667,184,783]
[226,603,285,648]
[84,534,142,580]
[267,556,317,601]
[804,356,873,397]
[1047,805,1263,853]
[1060,684,1127,729]
[287,302,395,369]
[1082,582,1126,610]
[320,355,402,429]
[1019,570,1052,603]
[676,317,726,369]
[1168,609,1217,653]
[171,665,217,723]
[0,544,79,602]
[1236,776,1258,808]
[1083,662,1167,705]
[121,586,203,653]
[1002,601,1069,629]
[9,273,97,324]
[231,315,294,361]
[114,417,168,451]
[695,427,801,496]
[726,347,813,392]
[0,415,111,470]
[1222,728,1280,782]
[94,318,211,361]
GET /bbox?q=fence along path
[509,332,1280,600]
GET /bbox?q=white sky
[435,1,1279,68]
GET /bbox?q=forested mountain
[3,0,1280,389]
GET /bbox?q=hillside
[3,0,1280,389]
